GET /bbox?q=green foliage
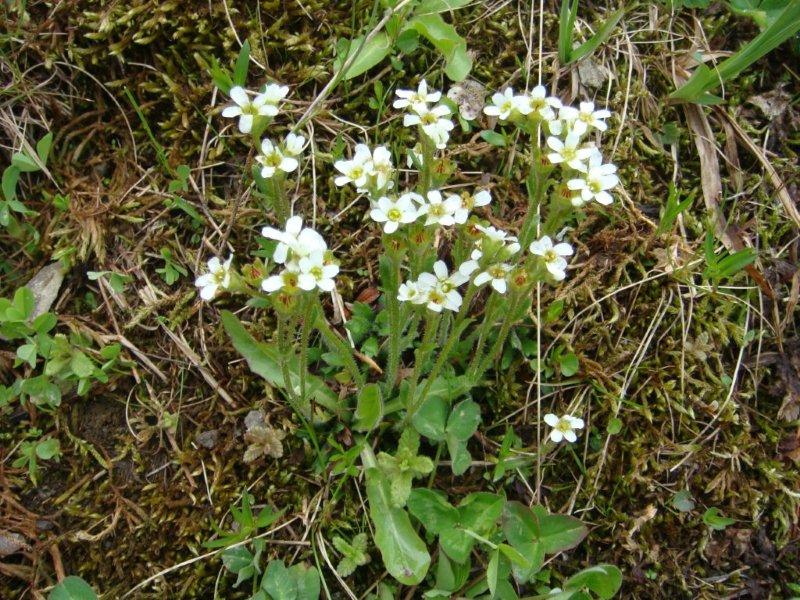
[332,533,371,577]
[48,576,98,600]
[703,507,736,530]
[204,493,283,549]
[335,0,472,81]
[558,1,624,65]
[354,383,384,432]
[1,131,52,230]
[701,231,757,282]
[670,2,800,103]
[377,429,434,506]
[656,184,694,236]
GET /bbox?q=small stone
[25,262,65,318]
[577,59,609,89]
[196,429,219,449]
[244,410,266,432]
[0,531,29,557]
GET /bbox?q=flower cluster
[394,80,455,150]
[485,86,618,207]
[398,261,468,313]
[261,216,338,293]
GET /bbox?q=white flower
[418,190,460,227]
[195,255,233,300]
[222,85,285,133]
[473,263,512,294]
[284,132,306,156]
[567,151,618,206]
[417,261,468,313]
[475,224,521,255]
[529,235,574,281]
[262,268,299,293]
[451,189,491,224]
[404,104,454,149]
[257,139,298,178]
[262,216,327,265]
[559,101,611,136]
[398,281,426,305]
[370,195,419,234]
[544,413,584,443]
[334,144,372,189]
[513,85,562,121]
[370,146,394,190]
[297,251,339,292]
[546,132,593,171]
[484,87,516,120]
[393,80,441,112]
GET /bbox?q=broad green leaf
[354,383,383,432]
[36,132,54,164]
[11,151,40,173]
[289,564,321,599]
[261,560,297,600]
[412,395,448,441]
[480,130,507,146]
[729,0,792,28]
[220,311,340,417]
[336,33,393,80]
[365,467,430,585]
[536,507,588,555]
[16,343,37,368]
[70,351,96,378]
[404,14,472,81]
[407,489,459,534]
[35,438,60,460]
[395,28,420,53]
[486,549,500,597]
[558,352,579,377]
[434,552,471,592]
[2,166,20,201]
[446,438,472,475]
[233,40,251,86]
[703,507,735,530]
[446,399,481,440]
[564,564,622,599]
[49,576,97,600]
[12,286,35,321]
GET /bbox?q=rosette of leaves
[376,429,434,507]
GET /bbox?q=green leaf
[261,560,297,600]
[558,0,579,64]
[703,507,735,531]
[570,8,624,64]
[486,549,500,597]
[729,0,792,28]
[671,2,800,102]
[354,383,383,432]
[446,438,472,475]
[672,490,695,512]
[49,576,98,600]
[336,33,393,80]
[36,132,54,164]
[12,286,35,321]
[446,399,481,440]
[395,28,420,53]
[412,395,449,441]
[289,564,321,599]
[407,489,459,534]
[365,467,431,585]
[16,343,37,368]
[221,311,340,418]
[565,564,623,599]
[70,351,96,378]
[35,438,60,460]
[537,509,589,554]
[606,418,622,435]
[233,40,251,86]
[404,14,472,81]
[414,0,473,14]
[558,352,579,377]
[2,166,20,201]
[11,151,40,173]
[480,130,507,147]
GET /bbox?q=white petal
[549,430,564,443]
[262,276,284,292]
[544,413,559,427]
[222,106,242,118]
[238,114,254,134]
[474,272,491,286]
[492,279,507,294]
[553,243,573,256]
[229,86,249,106]
[564,430,577,443]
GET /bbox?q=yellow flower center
[387,208,402,222]
[544,249,557,262]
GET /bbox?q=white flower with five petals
[261,216,326,266]
[559,101,611,136]
[404,104,454,149]
[544,413,584,443]
[484,87,516,121]
[393,80,441,112]
[222,85,287,133]
[451,189,491,224]
[418,190,460,227]
[417,261,468,313]
[257,139,298,178]
[567,151,618,206]
[195,255,233,300]
[529,235,574,281]
[513,85,562,121]
[334,144,373,189]
[297,251,339,292]
[473,263,512,294]
[370,195,419,234]
[284,132,306,156]
[546,132,593,171]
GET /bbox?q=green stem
[314,298,364,386]
[298,297,313,407]
[270,174,290,223]
[384,248,402,393]
[466,294,502,374]
[471,293,522,380]
[406,310,441,410]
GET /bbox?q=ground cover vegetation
[1,0,799,598]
